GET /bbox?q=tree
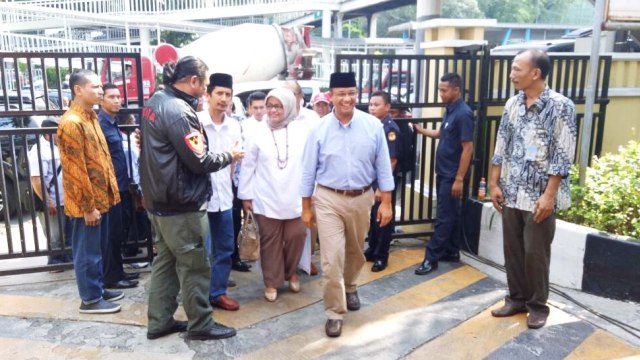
[156,31,198,47]
[477,0,581,24]
[442,0,484,19]
[343,17,367,38]
[477,0,534,23]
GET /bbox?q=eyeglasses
[266,104,284,111]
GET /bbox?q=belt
[319,184,372,197]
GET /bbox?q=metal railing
[7,0,339,16]
[337,50,612,240]
[0,51,149,274]
[0,126,150,275]
[0,33,145,53]
[1,52,146,117]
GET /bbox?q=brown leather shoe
[527,312,548,329]
[211,294,239,311]
[491,303,527,317]
[310,262,318,276]
[325,319,343,337]
[346,291,360,311]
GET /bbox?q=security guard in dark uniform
[365,91,401,272]
[412,73,474,275]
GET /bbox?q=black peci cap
[329,72,357,88]
[209,73,233,89]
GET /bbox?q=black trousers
[365,185,397,263]
[425,176,463,262]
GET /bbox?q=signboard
[606,0,640,22]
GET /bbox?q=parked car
[491,27,593,54]
[46,89,72,109]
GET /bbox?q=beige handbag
[238,211,260,261]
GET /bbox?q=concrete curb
[462,199,640,302]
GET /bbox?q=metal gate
[336,49,611,240]
[0,51,149,275]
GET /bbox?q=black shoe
[346,291,360,311]
[440,252,460,262]
[371,260,387,272]
[105,279,138,289]
[325,319,343,337]
[527,312,548,329]
[147,320,188,340]
[103,289,124,302]
[491,303,527,317]
[187,323,237,340]
[232,261,251,272]
[414,260,438,275]
[79,299,121,314]
[124,272,140,280]
[364,252,375,262]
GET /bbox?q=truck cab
[100,56,156,104]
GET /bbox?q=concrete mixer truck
[98,24,314,104]
[154,23,315,83]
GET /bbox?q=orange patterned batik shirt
[57,102,120,218]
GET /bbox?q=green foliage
[478,0,534,22]
[558,140,640,240]
[45,67,69,89]
[375,5,416,38]
[342,18,366,38]
[376,0,591,39]
[158,31,198,47]
[477,0,581,24]
[442,0,484,19]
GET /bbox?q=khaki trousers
[313,186,374,320]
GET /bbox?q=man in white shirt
[284,80,321,125]
[240,91,267,141]
[197,73,243,311]
[28,118,72,267]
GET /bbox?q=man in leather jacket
[140,56,244,341]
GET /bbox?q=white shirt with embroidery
[198,111,242,212]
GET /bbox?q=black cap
[41,117,60,128]
[329,72,356,88]
[209,73,233,89]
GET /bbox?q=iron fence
[337,50,611,241]
[0,51,147,275]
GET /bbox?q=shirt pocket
[441,119,457,140]
[533,128,550,164]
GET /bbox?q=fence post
[472,48,491,198]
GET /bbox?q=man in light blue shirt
[300,72,394,338]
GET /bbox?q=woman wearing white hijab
[238,87,310,302]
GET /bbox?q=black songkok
[209,73,233,89]
[329,72,356,88]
